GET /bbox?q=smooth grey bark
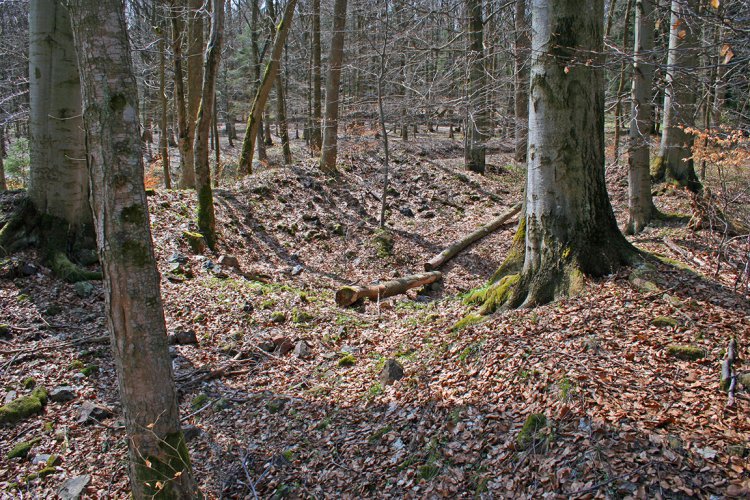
[653,0,701,191]
[310,0,322,150]
[182,0,203,188]
[67,0,199,497]
[0,126,5,191]
[319,0,348,173]
[194,0,224,248]
[474,0,636,312]
[464,0,488,173]
[514,0,530,163]
[159,19,171,189]
[170,0,191,186]
[625,0,656,234]
[28,0,91,230]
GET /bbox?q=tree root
[0,196,101,282]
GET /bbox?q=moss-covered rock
[338,353,356,367]
[0,387,47,424]
[666,344,705,361]
[451,313,482,332]
[191,394,209,410]
[7,437,41,459]
[517,413,547,449]
[24,466,57,481]
[182,230,207,254]
[22,377,36,389]
[652,316,678,328]
[372,229,394,258]
[271,311,286,323]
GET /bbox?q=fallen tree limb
[663,237,707,268]
[424,203,521,271]
[335,271,442,307]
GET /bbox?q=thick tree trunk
[276,70,292,165]
[193,0,224,249]
[0,126,6,191]
[310,0,322,151]
[319,0,348,173]
[464,0,487,174]
[652,0,701,192]
[613,0,634,162]
[625,0,656,234]
[170,0,192,186]
[336,272,442,307]
[28,0,91,233]
[472,0,637,312]
[68,0,199,497]
[238,0,297,173]
[184,0,204,188]
[249,0,267,162]
[513,0,530,163]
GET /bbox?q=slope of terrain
[1,132,749,498]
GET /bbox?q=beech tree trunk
[68,0,199,497]
[193,0,224,249]
[472,0,637,312]
[513,0,530,163]
[249,0,267,162]
[28,0,92,234]
[159,19,171,189]
[319,0,348,173]
[183,0,204,188]
[625,0,656,234]
[464,0,487,174]
[653,0,701,192]
[0,127,6,191]
[336,272,442,307]
[310,0,322,150]
[238,0,297,173]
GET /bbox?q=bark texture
[625,0,656,234]
[464,0,488,173]
[193,0,224,249]
[183,0,204,188]
[336,272,442,307]
[68,0,199,497]
[310,0,322,150]
[170,0,192,187]
[319,0,348,173]
[514,0,530,163]
[473,0,637,312]
[653,0,701,192]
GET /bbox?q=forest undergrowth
[1,131,749,498]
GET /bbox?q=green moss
[49,251,101,283]
[121,204,147,225]
[270,311,286,323]
[291,308,314,324]
[80,365,99,377]
[418,464,440,481]
[338,354,356,367]
[651,316,678,328]
[372,229,394,258]
[7,437,41,459]
[182,231,206,254]
[196,185,216,250]
[517,413,547,449]
[0,388,47,425]
[135,431,193,498]
[191,394,209,410]
[451,313,483,332]
[666,344,705,361]
[70,360,85,370]
[22,377,36,389]
[650,156,665,181]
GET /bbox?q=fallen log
[424,203,521,271]
[335,271,442,307]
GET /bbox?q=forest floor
[1,128,750,499]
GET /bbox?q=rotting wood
[424,203,521,271]
[335,271,442,307]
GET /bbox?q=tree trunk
[336,272,443,307]
[249,0,267,162]
[170,0,192,187]
[464,0,488,174]
[276,70,293,164]
[193,0,224,249]
[310,0,322,151]
[319,0,348,174]
[28,0,92,235]
[0,126,6,191]
[652,0,701,192]
[513,0,530,163]
[472,0,637,312]
[613,0,634,163]
[184,0,204,188]
[68,0,199,497]
[238,0,297,173]
[159,20,171,189]
[625,0,656,234]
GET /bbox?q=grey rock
[181,424,203,442]
[57,474,90,500]
[168,329,198,345]
[168,252,188,264]
[242,301,254,313]
[217,255,241,271]
[379,359,404,386]
[49,386,77,403]
[293,340,311,359]
[201,260,215,270]
[291,265,304,276]
[31,454,52,465]
[78,401,113,424]
[273,337,294,355]
[341,345,359,355]
[22,262,39,276]
[399,207,414,217]
[259,340,276,353]
[4,390,17,404]
[73,281,94,298]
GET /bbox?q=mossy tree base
[650,155,702,193]
[0,197,101,282]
